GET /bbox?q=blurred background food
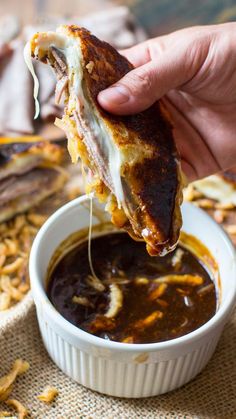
[1,0,236,312]
[3,0,236,33]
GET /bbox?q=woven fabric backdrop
[0,295,236,418]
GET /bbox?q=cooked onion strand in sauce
[47,232,217,344]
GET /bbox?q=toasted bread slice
[26,25,182,255]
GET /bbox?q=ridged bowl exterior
[36,309,223,397]
[30,196,236,398]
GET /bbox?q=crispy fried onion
[86,275,105,292]
[171,248,184,269]
[0,386,13,403]
[183,184,204,201]
[86,61,95,74]
[5,399,28,419]
[0,293,11,311]
[134,311,163,329]
[0,411,16,418]
[37,386,58,403]
[197,283,215,295]
[27,213,47,227]
[0,276,24,302]
[0,212,46,311]
[154,274,203,286]
[4,239,18,256]
[122,336,134,343]
[104,277,129,285]
[224,225,236,235]
[213,209,226,224]
[156,298,169,308]
[148,283,168,301]
[194,198,215,209]
[134,277,149,285]
[89,316,115,333]
[1,258,24,275]
[0,360,29,402]
[104,284,123,318]
[72,295,94,308]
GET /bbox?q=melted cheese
[25,27,124,208]
[88,193,102,281]
[60,33,124,208]
[23,42,40,119]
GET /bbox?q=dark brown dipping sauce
[47,232,217,344]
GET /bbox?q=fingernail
[99,85,129,105]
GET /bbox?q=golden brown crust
[66,26,182,252]
[0,141,64,168]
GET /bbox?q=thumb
[97,55,188,115]
[98,27,211,115]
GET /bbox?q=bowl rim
[29,195,236,352]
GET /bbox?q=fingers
[98,61,162,114]
[162,94,221,179]
[98,26,211,115]
[181,160,197,182]
[119,41,152,67]
[97,41,154,115]
[98,40,188,114]
[98,54,187,114]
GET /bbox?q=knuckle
[129,70,153,95]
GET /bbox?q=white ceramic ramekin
[29,196,236,397]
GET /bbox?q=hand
[98,23,236,181]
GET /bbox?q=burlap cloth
[0,292,235,419]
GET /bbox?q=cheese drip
[60,33,124,207]
[23,42,40,119]
[88,194,101,281]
